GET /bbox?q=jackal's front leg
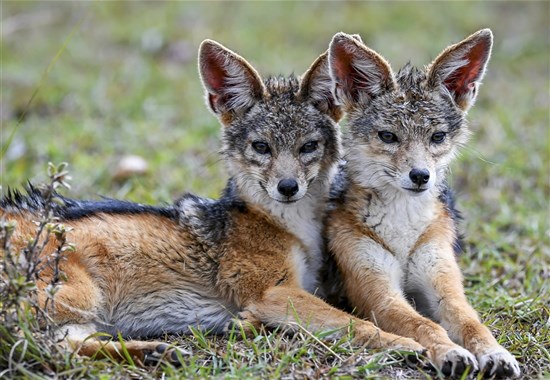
[409,242,521,378]
[331,235,480,377]
[242,286,425,354]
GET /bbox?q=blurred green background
[2,2,547,203]
[1,2,549,375]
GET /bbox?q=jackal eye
[252,141,270,154]
[300,141,318,154]
[378,131,398,144]
[431,132,447,144]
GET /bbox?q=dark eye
[252,141,270,154]
[431,132,446,144]
[378,131,398,144]
[300,141,318,154]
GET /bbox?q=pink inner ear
[331,43,358,97]
[203,53,228,93]
[444,42,488,95]
[208,93,220,112]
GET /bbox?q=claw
[454,357,466,376]
[142,344,190,366]
[433,345,478,377]
[156,343,169,353]
[478,348,521,378]
[442,361,452,376]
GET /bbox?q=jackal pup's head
[199,40,342,204]
[328,30,492,196]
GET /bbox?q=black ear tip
[313,51,329,67]
[478,28,493,37]
[199,39,226,58]
[331,32,353,45]
[476,29,493,45]
[199,39,215,50]
[350,34,363,43]
[199,40,213,58]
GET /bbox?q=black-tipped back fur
[1,185,177,221]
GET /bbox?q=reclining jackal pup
[324,30,520,378]
[0,40,423,365]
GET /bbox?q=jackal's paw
[374,331,425,354]
[223,311,261,337]
[391,337,425,354]
[142,343,190,366]
[378,334,428,368]
[478,348,520,378]
[433,345,478,378]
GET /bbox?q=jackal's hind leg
[36,264,101,326]
[43,277,190,367]
[77,339,190,366]
[59,323,190,366]
[223,310,263,338]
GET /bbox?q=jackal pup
[324,30,520,378]
[1,40,423,364]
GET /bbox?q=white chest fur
[365,192,436,261]
[265,190,325,294]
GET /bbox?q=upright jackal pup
[1,40,423,364]
[325,30,520,378]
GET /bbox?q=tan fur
[411,203,456,254]
[217,206,301,306]
[328,197,393,254]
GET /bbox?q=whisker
[460,145,497,165]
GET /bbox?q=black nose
[277,179,299,197]
[409,169,430,186]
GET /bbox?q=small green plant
[0,162,74,376]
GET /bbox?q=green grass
[1,1,549,378]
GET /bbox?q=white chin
[403,189,429,197]
[271,196,303,204]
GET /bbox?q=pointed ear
[349,34,363,43]
[328,32,395,108]
[198,40,265,123]
[427,29,493,111]
[298,52,343,122]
